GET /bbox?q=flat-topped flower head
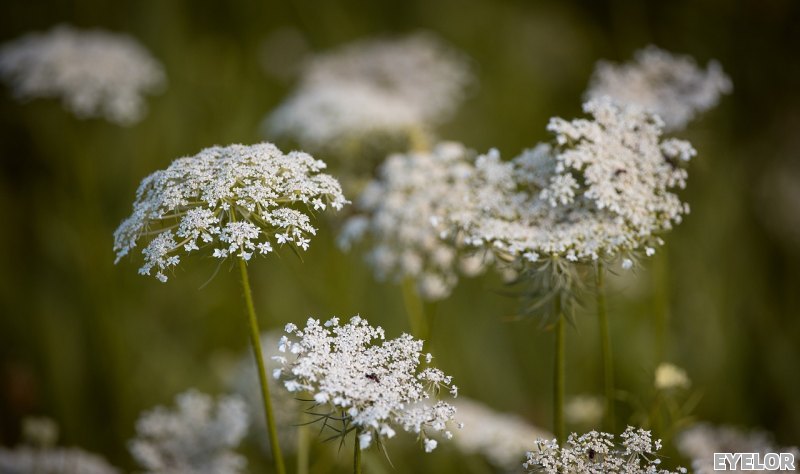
[455,99,694,270]
[339,142,491,300]
[676,423,800,474]
[0,24,165,125]
[265,32,472,152]
[524,426,686,473]
[585,45,732,131]
[275,316,459,452]
[129,390,249,474]
[113,142,347,282]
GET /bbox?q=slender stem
[354,429,362,474]
[553,294,565,444]
[297,416,310,474]
[401,278,428,340]
[596,262,615,432]
[238,260,286,474]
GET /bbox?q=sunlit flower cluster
[454,98,695,270]
[339,142,491,300]
[129,390,250,474]
[451,398,551,470]
[676,423,800,474]
[524,426,686,473]
[265,32,472,150]
[113,142,347,282]
[275,316,459,452]
[0,24,165,125]
[585,45,732,131]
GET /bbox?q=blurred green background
[1,0,799,471]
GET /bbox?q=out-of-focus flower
[677,423,800,474]
[275,316,459,452]
[0,24,165,125]
[451,398,551,470]
[654,363,691,391]
[129,390,249,474]
[524,426,686,473]
[265,32,472,152]
[585,45,731,131]
[0,417,118,474]
[339,142,491,300]
[113,142,347,282]
[565,395,604,427]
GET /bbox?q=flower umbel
[524,426,685,473]
[585,45,732,131]
[275,316,459,452]
[265,32,472,151]
[129,390,250,474]
[113,142,347,282]
[339,142,491,300]
[0,24,165,125]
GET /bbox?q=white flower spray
[524,426,686,473]
[0,24,165,125]
[129,390,249,474]
[585,45,732,131]
[274,315,460,472]
[114,142,347,474]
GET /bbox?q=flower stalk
[596,261,615,432]
[238,260,286,474]
[553,294,565,444]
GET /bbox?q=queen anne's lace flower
[0,25,165,125]
[524,426,686,473]
[454,98,694,269]
[585,45,732,131]
[275,316,459,451]
[113,142,347,282]
[339,142,490,300]
[0,446,120,474]
[676,423,800,474]
[265,32,472,151]
[129,390,249,474]
[450,398,551,470]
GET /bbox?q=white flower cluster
[585,45,732,131]
[339,142,490,300]
[524,426,685,473]
[0,446,120,474]
[0,25,165,125]
[113,142,347,282]
[451,398,551,470]
[228,332,300,455]
[454,98,695,269]
[275,316,460,452]
[676,423,800,474]
[654,363,691,391]
[265,32,472,150]
[129,390,250,474]
[565,395,605,427]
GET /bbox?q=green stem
[553,294,565,444]
[354,429,362,474]
[238,260,286,474]
[296,412,310,474]
[596,262,615,433]
[408,125,431,152]
[401,278,428,340]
